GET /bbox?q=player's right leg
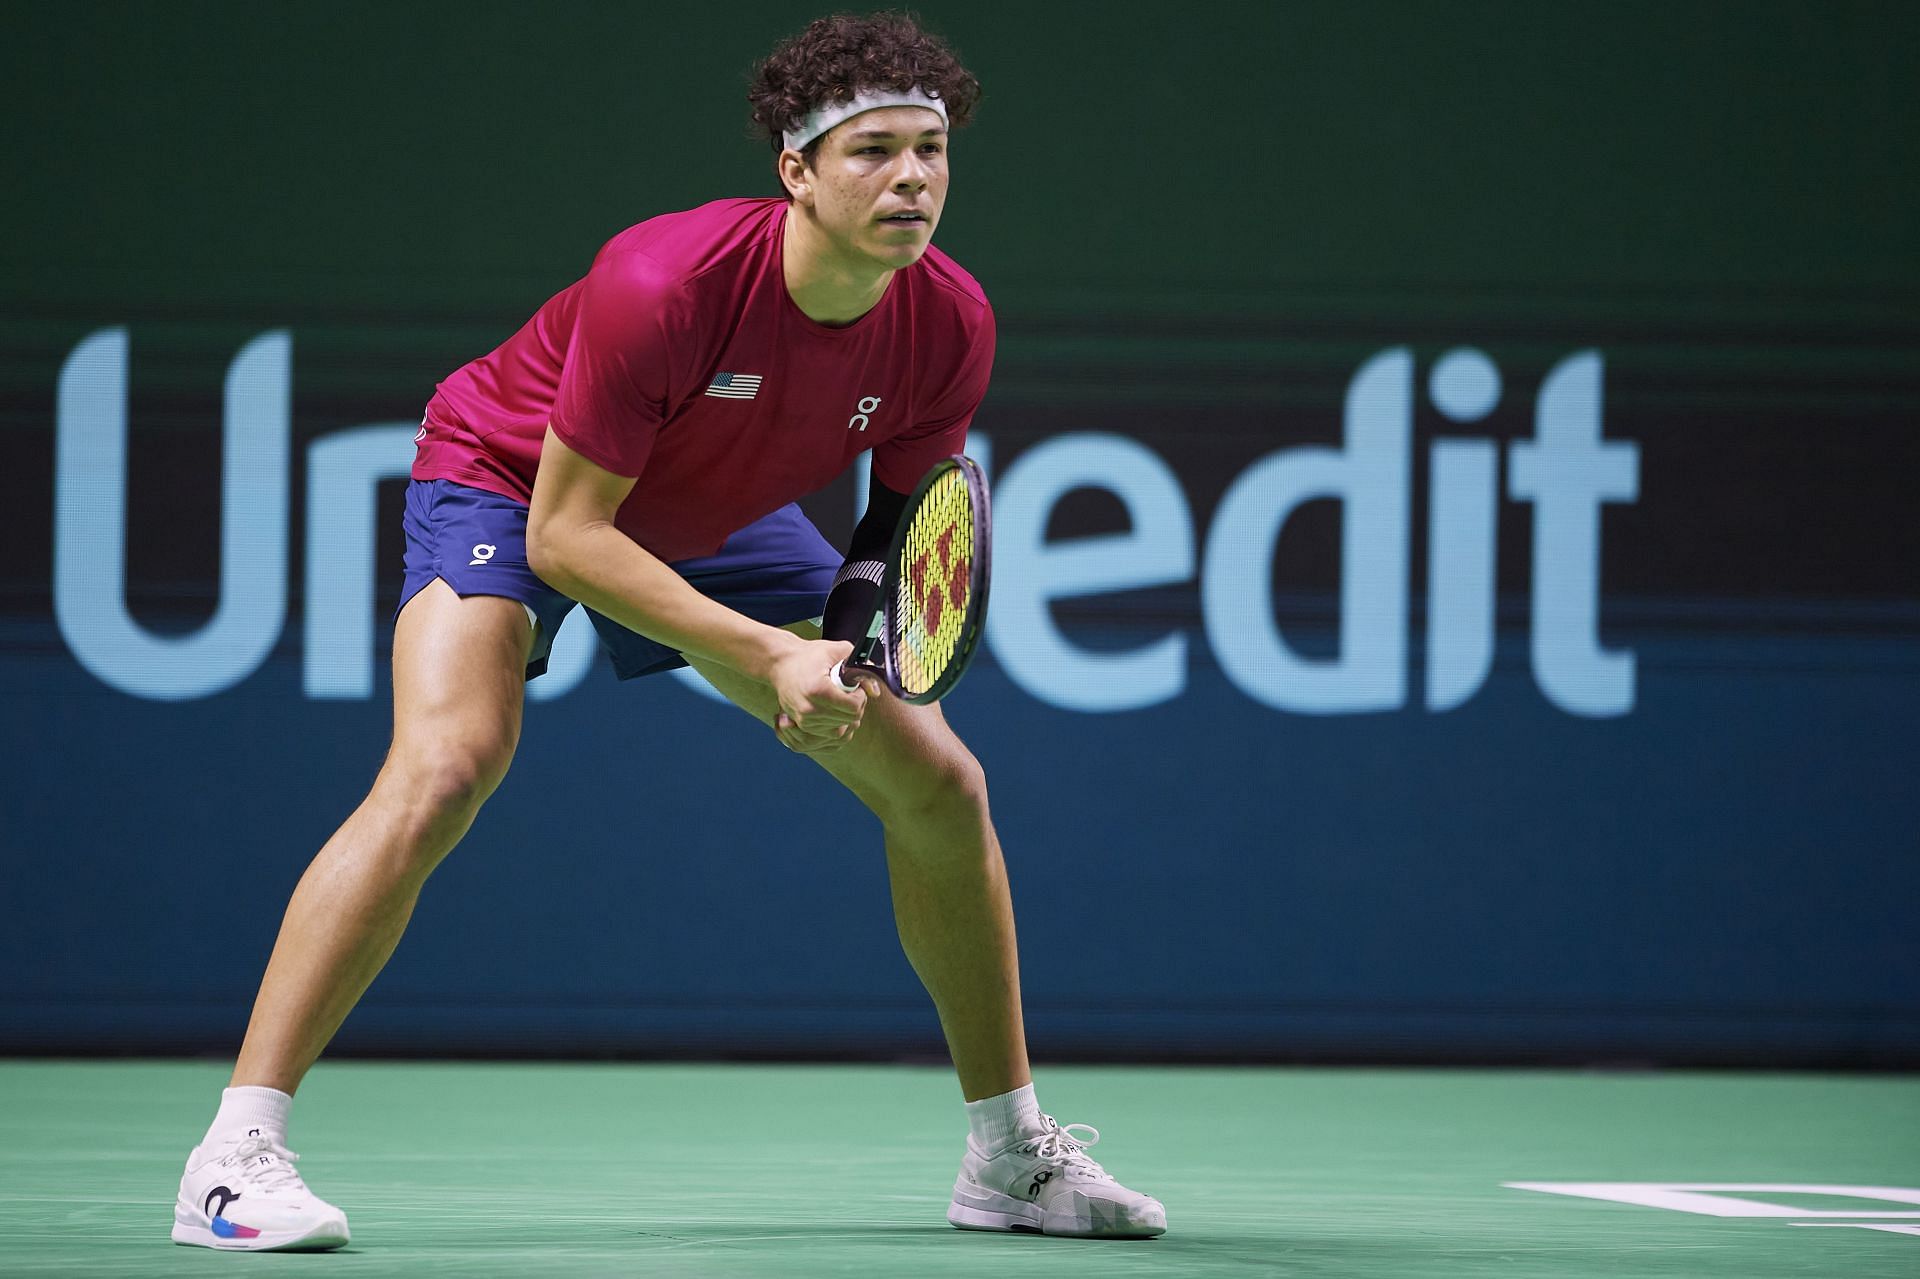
[174,483,550,1252]
[227,578,534,1094]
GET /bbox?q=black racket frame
[839,454,992,705]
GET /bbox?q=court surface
[2,1060,1915,1277]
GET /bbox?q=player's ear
[777,149,813,205]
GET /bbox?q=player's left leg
[684,631,1167,1239]
[795,678,1029,1104]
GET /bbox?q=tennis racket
[829,455,991,704]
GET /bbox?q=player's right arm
[526,427,865,751]
[533,244,863,750]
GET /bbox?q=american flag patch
[704,371,763,400]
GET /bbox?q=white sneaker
[948,1113,1167,1239]
[172,1130,350,1251]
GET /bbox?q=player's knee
[876,742,990,833]
[381,734,515,837]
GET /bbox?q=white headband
[782,86,949,151]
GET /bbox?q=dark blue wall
[5,620,1914,1064]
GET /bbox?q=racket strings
[893,469,975,696]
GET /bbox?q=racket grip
[828,660,859,692]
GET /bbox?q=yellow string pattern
[891,466,975,696]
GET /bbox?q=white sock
[965,1083,1045,1155]
[204,1085,293,1146]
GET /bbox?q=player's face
[803,106,949,270]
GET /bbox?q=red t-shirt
[412,197,995,562]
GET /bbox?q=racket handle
[828,660,859,692]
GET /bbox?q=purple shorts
[398,479,839,681]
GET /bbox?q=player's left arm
[819,475,908,651]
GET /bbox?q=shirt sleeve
[549,249,689,478]
[872,303,996,493]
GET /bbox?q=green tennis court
[4,1061,1914,1277]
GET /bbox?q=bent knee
[378,735,515,831]
[872,743,990,831]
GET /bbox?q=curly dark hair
[747,10,981,164]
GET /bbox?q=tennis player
[172,12,1165,1251]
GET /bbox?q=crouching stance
[174,12,1164,1251]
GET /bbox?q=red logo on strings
[911,523,970,638]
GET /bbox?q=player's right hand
[769,638,867,754]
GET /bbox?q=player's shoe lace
[223,1135,308,1193]
[1017,1119,1108,1179]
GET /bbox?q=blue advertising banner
[3,1,1915,1064]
